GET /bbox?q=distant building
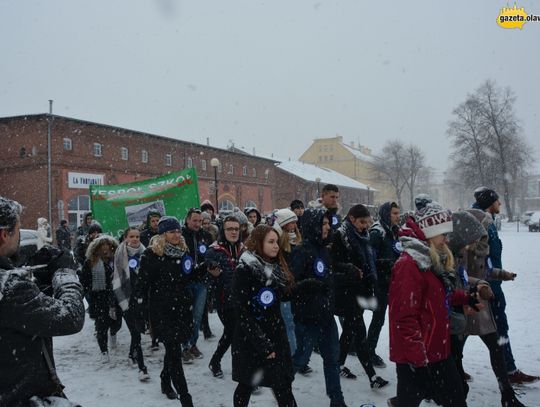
[0,114,278,229]
[298,135,396,204]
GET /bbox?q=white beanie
[274,209,298,228]
[414,202,453,239]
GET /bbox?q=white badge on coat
[314,258,326,277]
[393,241,403,254]
[257,288,276,307]
[182,255,193,274]
[128,258,139,269]
[198,243,207,254]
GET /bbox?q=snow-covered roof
[277,160,373,191]
[341,143,374,162]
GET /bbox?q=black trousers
[123,307,146,370]
[367,281,389,355]
[233,383,297,407]
[211,307,237,363]
[162,341,191,398]
[396,358,467,407]
[338,311,376,378]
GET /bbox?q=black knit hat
[414,193,433,211]
[158,216,181,234]
[474,188,499,210]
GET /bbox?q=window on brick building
[219,200,235,215]
[121,147,129,161]
[63,138,72,151]
[245,200,257,209]
[142,150,148,163]
[242,165,247,176]
[228,164,234,174]
[252,168,257,177]
[264,169,269,180]
[93,143,102,157]
[201,159,207,171]
[165,154,172,166]
[218,162,222,173]
[187,157,193,168]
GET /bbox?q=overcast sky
[1,0,539,171]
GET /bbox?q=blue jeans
[489,281,517,372]
[293,319,344,404]
[280,301,296,355]
[184,282,207,348]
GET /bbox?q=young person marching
[80,234,121,363]
[290,208,348,407]
[135,216,195,406]
[389,203,481,407]
[367,201,401,368]
[231,225,297,407]
[112,226,149,382]
[205,215,244,378]
[331,204,388,389]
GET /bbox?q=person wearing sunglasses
[205,216,244,378]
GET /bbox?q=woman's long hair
[245,225,294,287]
[428,240,455,273]
[278,226,302,254]
[86,235,118,267]
[148,233,187,257]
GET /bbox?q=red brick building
[0,114,278,229]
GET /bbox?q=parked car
[528,211,540,232]
[11,228,39,266]
[521,210,535,225]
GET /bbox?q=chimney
[206,137,210,146]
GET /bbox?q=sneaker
[209,360,224,378]
[464,372,473,382]
[370,375,389,389]
[371,353,387,368]
[387,397,398,407]
[508,369,540,385]
[181,349,194,364]
[189,345,203,359]
[128,356,137,368]
[298,365,313,375]
[138,368,150,382]
[252,386,263,395]
[109,334,117,350]
[101,351,110,363]
[339,366,357,379]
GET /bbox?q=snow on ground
[54,222,540,406]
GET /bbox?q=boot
[501,388,526,407]
[179,393,194,407]
[161,374,177,400]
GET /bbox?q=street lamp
[315,177,321,198]
[210,158,220,214]
[367,186,371,206]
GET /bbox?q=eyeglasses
[224,227,240,232]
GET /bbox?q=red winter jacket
[389,251,469,367]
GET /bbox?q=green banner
[89,168,200,237]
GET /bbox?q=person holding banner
[231,225,297,407]
[135,216,195,406]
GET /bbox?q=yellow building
[299,135,396,204]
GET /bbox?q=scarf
[239,250,287,288]
[339,219,376,277]
[91,259,107,291]
[113,242,145,311]
[164,243,185,258]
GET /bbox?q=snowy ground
[54,222,540,406]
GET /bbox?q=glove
[49,248,77,271]
[51,269,80,292]
[109,307,117,320]
[500,270,517,281]
[476,283,494,300]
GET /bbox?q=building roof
[341,143,374,162]
[276,160,373,191]
[0,113,280,164]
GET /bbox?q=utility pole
[47,100,53,224]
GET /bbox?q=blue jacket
[472,202,502,269]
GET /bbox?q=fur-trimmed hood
[85,234,119,259]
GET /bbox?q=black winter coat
[135,248,193,343]
[80,257,118,320]
[231,252,293,388]
[182,225,213,284]
[55,226,71,251]
[290,208,335,326]
[205,241,243,311]
[331,221,376,317]
[0,257,84,407]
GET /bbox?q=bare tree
[372,140,408,208]
[448,80,534,220]
[404,145,425,210]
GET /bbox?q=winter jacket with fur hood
[389,217,471,367]
[0,256,84,407]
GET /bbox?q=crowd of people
[0,184,538,407]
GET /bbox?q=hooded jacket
[0,256,84,407]
[244,207,262,227]
[290,208,335,326]
[369,202,401,286]
[182,224,213,284]
[76,212,92,237]
[139,210,161,248]
[389,217,471,367]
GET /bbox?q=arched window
[219,200,235,215]
[244,200,257,209]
